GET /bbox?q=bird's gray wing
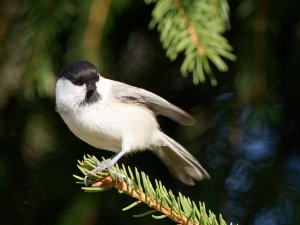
[111,81,195,126]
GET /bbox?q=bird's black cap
[59,60,99,86]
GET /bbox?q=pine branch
[74,155,228,225]
[145,0,236,86]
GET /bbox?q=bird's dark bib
[82,90,101,105]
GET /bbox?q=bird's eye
[73,79,84,86]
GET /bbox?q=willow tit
[56,60,210,185]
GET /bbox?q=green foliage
[21,0,77,98]
[145,0,236,85]
[0,0,87,102]
[74,155,228,225]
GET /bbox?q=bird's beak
[86,83,96,92]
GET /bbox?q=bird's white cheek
[55,79,86,113]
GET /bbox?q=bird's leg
[84,149,128,185]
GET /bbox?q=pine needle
[74,155,228,225]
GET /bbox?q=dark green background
[0,0,299,224]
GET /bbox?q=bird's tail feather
[153,133,210,185]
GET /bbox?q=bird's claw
[84,156,111,185]
[83,156,128,186]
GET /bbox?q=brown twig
[92,176,194,225]
[174,0,206,56]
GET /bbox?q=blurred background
[1,0,300,224]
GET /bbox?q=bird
[55,60,210,185]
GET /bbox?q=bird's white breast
[57,77,161,153]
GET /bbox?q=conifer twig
[145,0,236,85]
[174,0,206,56]
[74,155,228,225]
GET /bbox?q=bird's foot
[84,156,126,185]
[84,156,111,185]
